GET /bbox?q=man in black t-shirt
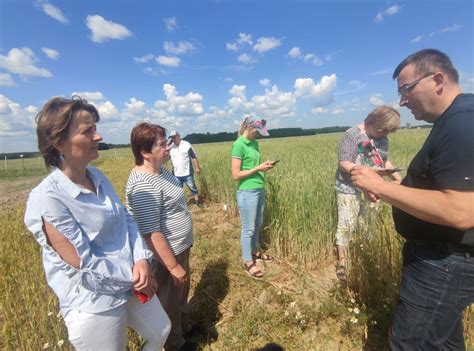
[351,49,474,350]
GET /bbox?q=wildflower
[43,343,50,349]
[350,298,355,304]
[47,311,53,316]
[350,316,358,324]
[295,311,302,320]
[57,340,64,347]
[348,308,353,312]
[289,301,296,309]
[284,310,289,317]
[353,307,360,315]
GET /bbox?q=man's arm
[351,166,474,230]
[191,158,201,175]
[144,232,187,286]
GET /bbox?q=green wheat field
[1,129,472,350]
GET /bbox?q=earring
[59,154,65,161]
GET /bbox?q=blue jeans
[237,188,265,262]
[390,241,474,350]
[175,175,198,195]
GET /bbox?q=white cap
[169,130,178,137]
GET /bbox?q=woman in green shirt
[231,117,276,279]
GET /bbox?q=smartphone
[385,167,406,173]
[271,160,280,165]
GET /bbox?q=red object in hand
[133,290,150,304]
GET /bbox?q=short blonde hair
[364,106,400,133]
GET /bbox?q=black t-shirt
[392,94,474,246]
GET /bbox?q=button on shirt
[169,140,197,177]
[24,167,154,316]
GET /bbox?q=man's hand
[132,259,149,291]
[350,165,387,197]
[170,264,187,287]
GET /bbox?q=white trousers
[63,295,171,351]
[335,192,380,247]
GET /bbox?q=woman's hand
[132,259,149,291]
[257,161,274,172]
[170,264,187,287]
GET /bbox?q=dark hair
[130,122,166,165]
[392,49,459,83]
[36,96,100,168]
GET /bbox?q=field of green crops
[1,129,472,349]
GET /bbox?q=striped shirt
[126,167,193,256]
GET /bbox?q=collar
[51,167,101,198]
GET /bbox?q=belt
[410,240,474,258]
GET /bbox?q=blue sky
[0,0,473,153]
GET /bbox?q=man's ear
[433,72,445,92]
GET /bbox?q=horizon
[1,0,472,153]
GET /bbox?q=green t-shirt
[231,136,264,190]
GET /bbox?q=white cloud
[251,85,296,118]
[312,107,328,115]
[440,24,462,33]
[71,91,105,102]
[223,77,233,83]
[164,40,195,55]
[331,108,345,114]
[164,17,177,31]
[226,33,253,52]
[369,93,385,106]
[411,35,423,43]
[0,48,51,77]
[0,73,15,87]
[86,15,133,43]
[385,5,400,15]
[288,47,302,59]
[259,79,270,86]
[253,37,281,53]
[303,53,315,62]
[374,4,401,23]
[294,74,337,106]
[40,2,69,24]
[153,84,204,117]
[41,47,60,60]
[156,55,181,67]
[226,43,239,52]
[374,12,384,23]
[134,54,154,63]
[238,53,256,64]
[144,67,166,76]
[0,95,37,139]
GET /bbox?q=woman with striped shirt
[126,122,195,351]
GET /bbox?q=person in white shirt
[168,131,202,205]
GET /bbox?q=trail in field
[0,176,43,209]
[187,201,347,350]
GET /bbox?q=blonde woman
[335,106,401,279]
[231,117,276,279]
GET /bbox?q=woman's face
[245,126,260,140]
[58,110,103,166]
[148,136,170,167]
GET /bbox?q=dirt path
[187,202,349,350]
[0,176,43,209]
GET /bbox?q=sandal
[252,252,274,263]
[244,261,264,279]
[336,262,347,281]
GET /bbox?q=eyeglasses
[155,139,168,148]
[397,72,435,98]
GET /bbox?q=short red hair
[130,122,166,165]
